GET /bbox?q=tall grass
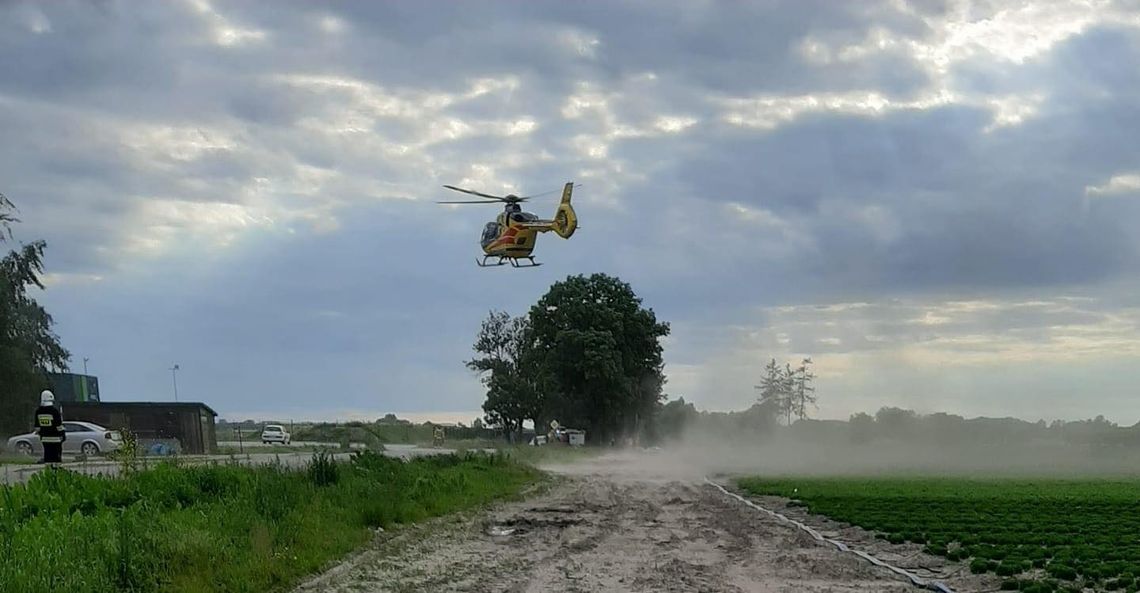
[0,450,538,593]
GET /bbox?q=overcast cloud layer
[4,0,1140,425]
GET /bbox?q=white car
[6,421,122,457]
[261,424,291,445]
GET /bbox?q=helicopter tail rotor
[550,182,578,239]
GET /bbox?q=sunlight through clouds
[186,0,267,47]
[120,124,241,163]
[4,0,1140,421]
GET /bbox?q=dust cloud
[292,418,1136,592]
[636,424,1140,480]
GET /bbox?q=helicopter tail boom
[513,181,578,238]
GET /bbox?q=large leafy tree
[525,273,670,444]
[465,310,539,443]
[0,194,70,436]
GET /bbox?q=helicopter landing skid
[477,255,542,268]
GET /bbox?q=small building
[60,401,218,455]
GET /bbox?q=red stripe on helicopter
[489,227,521,248]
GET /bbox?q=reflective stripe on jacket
[34,405,64,439]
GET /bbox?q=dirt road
[292,450,992,593]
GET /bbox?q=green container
[47,372,101,402]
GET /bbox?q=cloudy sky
[4,0,1140,425]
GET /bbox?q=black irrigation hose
[704,477,955,593]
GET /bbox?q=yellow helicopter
[438,181,579,267]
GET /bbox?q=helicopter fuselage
[481,210,540,257]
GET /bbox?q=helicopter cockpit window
[480,222,499,247]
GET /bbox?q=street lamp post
[170,364,180,402]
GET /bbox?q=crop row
[736,477,1140,592]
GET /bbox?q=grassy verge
[0,450,540,593]
[737,476,1140,593]
[438,439,500,450]
[215,444,352,456]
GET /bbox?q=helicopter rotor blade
[436,200,507,204]
[518,188,560,199]
[518,183,582,200]
[442,185,506,200]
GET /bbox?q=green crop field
[0,450,539,593]
[737,477,1140,593]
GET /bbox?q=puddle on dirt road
[486,525,518,537]
[484,513,585,538]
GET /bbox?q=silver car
[6,421,123,457]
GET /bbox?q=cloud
[5,0,1140,423]
[1087,173,1140,197]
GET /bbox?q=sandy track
[292,451,992,593]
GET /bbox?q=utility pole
[170,364,180,402]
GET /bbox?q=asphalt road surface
[216,440,369,450]
[0,444,491,486]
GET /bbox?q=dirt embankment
[292,450,995,593]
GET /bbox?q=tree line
[846,407,1140,448]
[466,273,670,445]
[0,194,71,437]
[647,396,1140,451]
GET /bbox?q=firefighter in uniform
[35,390,65,464]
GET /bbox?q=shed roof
[60,401,219,417]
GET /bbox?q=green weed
[306,450,339,487]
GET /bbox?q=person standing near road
[34,390,65,464]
